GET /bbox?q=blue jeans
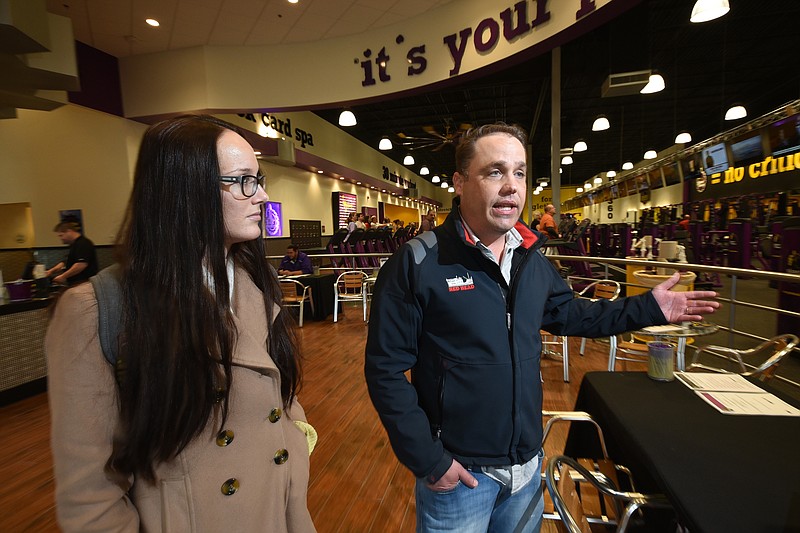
[415,462,544,533]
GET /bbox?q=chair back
[336,270,367,297]
[280,279,299,300]
[749,334,798,381]
[592,280,620,300]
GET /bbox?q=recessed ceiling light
[288,0,299,4]
[253,151,261,155]
[356,181,361,185]
[317,170,323,174]
[339,177,345,180]
[145,18,160,27]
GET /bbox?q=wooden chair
[545,455,672,533]
[333,270,368,323]
[688,334,798,382]
[279,279,313,327]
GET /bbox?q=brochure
[675,372,800,416]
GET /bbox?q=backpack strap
[90,264,122,368]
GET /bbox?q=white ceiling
[45,0,453,58]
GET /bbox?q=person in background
[46,115,316,532]
[365,122,719,533]
[278,244,314,276]
[539,204,559,239]
[678,214,691,231]
[532,209,542,231]
[420,210,436,233]
[45,221,99,286]
[355,213,367,230]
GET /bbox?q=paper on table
[641,325,684,333]
[675,372,765,393]
[695,390,800,416]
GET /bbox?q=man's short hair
[287,244,299,252]
[455,123,527,176]
[54,221,81,233]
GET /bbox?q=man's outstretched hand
[651,271,720,323]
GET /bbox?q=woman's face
[218,129,267,251]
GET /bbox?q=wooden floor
[0,301,646,532]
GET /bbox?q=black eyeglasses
[218,174,265,198]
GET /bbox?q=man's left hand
[651,271,720,322]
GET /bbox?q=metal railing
[549,254,800,389]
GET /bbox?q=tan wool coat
[46,270,316,532]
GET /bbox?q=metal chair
[574,280,622,359]
[333,270,368,323]
[279,279,313,327]
[541,411,672,531]
[688,334,799,382]
[545,455,673,533]
[541,330,570,382]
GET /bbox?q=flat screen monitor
[681,153,703,180]
[701,142,729,175]
[663,162,681,186]
[648,169,664,190]
[768,114,800,157]
[264,201,282,237]
[730,133,763,166]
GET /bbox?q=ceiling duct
[601,70,652,97]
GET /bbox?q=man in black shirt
[46,221,98,286]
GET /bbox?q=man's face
[453,133,526,244]
[56,230,76,244]
[287,248,298,260]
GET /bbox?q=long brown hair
[107,114,300,483]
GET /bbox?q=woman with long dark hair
[46,115,316,532]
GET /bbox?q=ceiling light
[725,105,747,121]
[441,182,448,188]
[317,170,323,174]
[690,0,729,23]
[253,151,261,155]
[420,166,429,175]
[607,170,616,178]
[640,73,665,94]
[622,161,634,170]
[338,110,357,126]
[584,183,592,190]
[403,154,415,165]
[576,187,584,193]
[574,140,588,152]
[356,181,361,185]
[339,177,345,180]
[288,0,299,4]
[538,178,549,187]
[592,115,610,131]
[378,137,392,150]
[594,177,603,184]
[559,168,563,173]
[675,132,693,144]
[644,150,658,159]
[561,155,573,165]
[431,175,440,183]
[145,18,160,27]
[448,186,455,193]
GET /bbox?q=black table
[565,372,800,533]
[287,274,336,321]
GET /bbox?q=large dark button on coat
[268,407,282,423]
[216,429,234,447]
[221,478,239,495]
[274,449,289,465]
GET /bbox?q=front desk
[0,297,51,404]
